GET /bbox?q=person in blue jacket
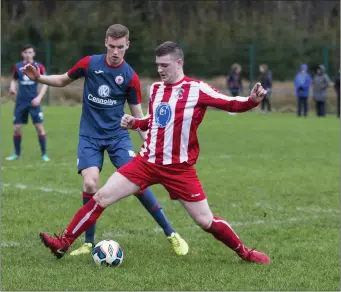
[294,64,312,117]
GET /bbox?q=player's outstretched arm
[39,73,74,87]
[22,63,74,87]
[198,81,266,112]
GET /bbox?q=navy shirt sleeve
[126,72,142,105]
[12,65,19,80]
[67,56,91,79]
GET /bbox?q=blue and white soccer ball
[92,240,124,267]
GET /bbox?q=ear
[177,58,183,67]
[104,38,108,48]
[126,40,130,50]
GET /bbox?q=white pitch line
[1,214,338,248]
[1,183,77,195]
[2,183,339,215]
[296,206,340,214]
[3,152,311,170]
[1,241,23,247]
[102,214,338,238]
[254,201,340,214]
[1,153,271,170]
[1,161,74,169]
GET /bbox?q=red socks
[63,198,104,245]
[82,191,94,199]
[205,216,248,256]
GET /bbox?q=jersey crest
[155,102,172,128]
[115,75,124,85]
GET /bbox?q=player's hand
[8,88,16,95]
[250,82,267,103]
[121,114,135,129]
[31,97,41,107]
[22,63,40,81]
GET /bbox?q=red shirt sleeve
[12,65,19,80]
[132,116,150,131]
[131,94,152,131]
[127,72,142,104]
[39,64,46,75]
[67,56,91,79]
[198,81,258,112]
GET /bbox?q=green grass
[1,104,340,291]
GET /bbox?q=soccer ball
[92,240,124,267]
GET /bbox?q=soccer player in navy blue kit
[6,44,50,161]
[22,24,188,256]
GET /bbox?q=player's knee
[13,125,22,135]
[195,214,213,230]
[94,188,116,208]
[35,124,45,135]
[37,129,45,136]
[93,192,108,208]
[83,177,98,193]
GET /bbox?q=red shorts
[117,156,206,202]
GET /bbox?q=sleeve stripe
[39,64,46,75]
[67,56,91,79]
[127,71,142,104]
[199,81,249,102]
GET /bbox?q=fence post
[45,40,51,105]
[322,45,329,73]
[249,44,255,91]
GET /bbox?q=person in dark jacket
[312,64,331,117]
[227,63,243,97]
[258,64,272,113]
[294,64,312,117]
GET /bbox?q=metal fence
[1,41,340,107]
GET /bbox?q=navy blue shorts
[13,104,44,124]
[77,135,136,174]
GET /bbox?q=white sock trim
[212,218,240,239]
[72,203,99,235]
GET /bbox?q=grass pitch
[1,104,339,290]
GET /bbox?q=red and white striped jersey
[132,76,258,166]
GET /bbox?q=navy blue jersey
[13,61,46,105]
[67,54,142,139]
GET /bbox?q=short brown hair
[106,24,129,39]
[22,44,35,52]
[155,41,184,61]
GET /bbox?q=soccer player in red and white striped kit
[40,41,270,264]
